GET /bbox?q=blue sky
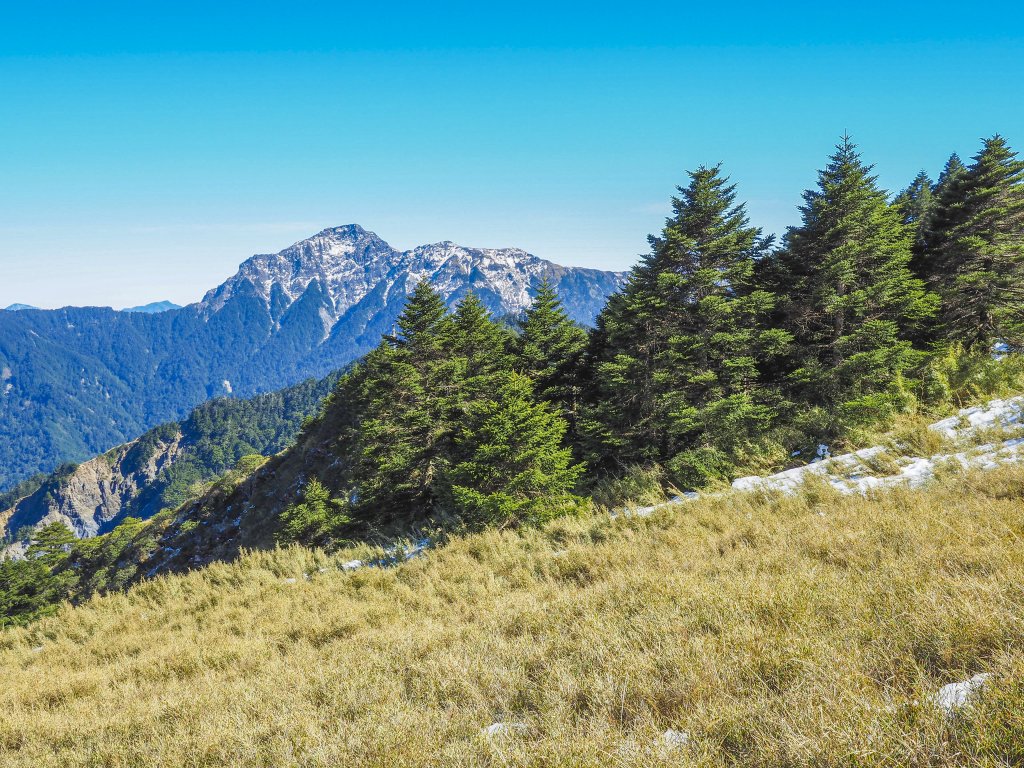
[1,2,1023,308]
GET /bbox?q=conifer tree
[587,165,789,486]
[920,136,1024,347]
[445,372,584,527]
[896,171,936,280]
[775,137,937,424]
[914,153,968,288]
[516,278,588,426]
[277,477,350,546]
[895,171,935,232]
[450,292,514,384]
[348,282,459,522]
[389,280,453,361]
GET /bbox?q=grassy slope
[1,465,1023,766]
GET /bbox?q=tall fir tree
[919,136,1024,348]
[515,278,588,428]
[328,283,584,532]
[772,137,937,426]
[444,371,584,528]
[586,165,789,486]
[896,171,936,278]
[914,153,968,289]
[450,292,514,384]
[895,171,935,231]
[347,282,460,523]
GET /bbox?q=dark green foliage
[895,170,936,231]
[772,137,937,426]
[896,171,936,273]
[0,523,77,626]
[918,136,1024,348]
[347,283,461,522]
[0,514,170,627]
[586,165,789,487]
[277,478,351,547]
[445,372,585,528]
[515,278,588,427]
[157,372,340,506]
[304,284,584,534]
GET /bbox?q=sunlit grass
[1,463,1023,766]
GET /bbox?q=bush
[277,478,351,547]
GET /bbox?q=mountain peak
[199,224,624,326]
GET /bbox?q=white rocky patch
[660,729,690,749]
[481,722,527,737]
[620,395,1024,517]
[928,395,1024,440]
[732,396,1024,497]
[934,673,992,714]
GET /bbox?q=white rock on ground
[660,729,690,748]
[929,395,1024,439]
[481,722,527,737]
[934,673,993,714]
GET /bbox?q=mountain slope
[0,225,623,490]
[0,373,339,547]
[0,460,1021,766]
[154,384,1024,574]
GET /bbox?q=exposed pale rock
[481,722,527,737]
[934,673,992,714]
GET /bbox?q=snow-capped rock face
[199,224,624,327]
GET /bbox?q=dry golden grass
[1,465,1024,766]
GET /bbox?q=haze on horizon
[1,1,1022,309]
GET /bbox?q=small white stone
[481,722,526,737]
[282,577,297,584]
[341,560,362,571]
[934,673,993,713]
[661,728,690,748]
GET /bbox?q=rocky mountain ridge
[200,224,620,327]
[0,433,182,554]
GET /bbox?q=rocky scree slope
[0,225,623,491]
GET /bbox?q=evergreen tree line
[586,134,1024,488]
[281,133,1024,542]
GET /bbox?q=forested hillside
[162,133,1024,566]
[1,373,338,550]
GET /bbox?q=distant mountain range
[5,301,181,313]
[0,225,624,491]
[123,301,182,314]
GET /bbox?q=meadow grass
[1,465,1023,766]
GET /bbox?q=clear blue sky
[1,1,1022,308]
